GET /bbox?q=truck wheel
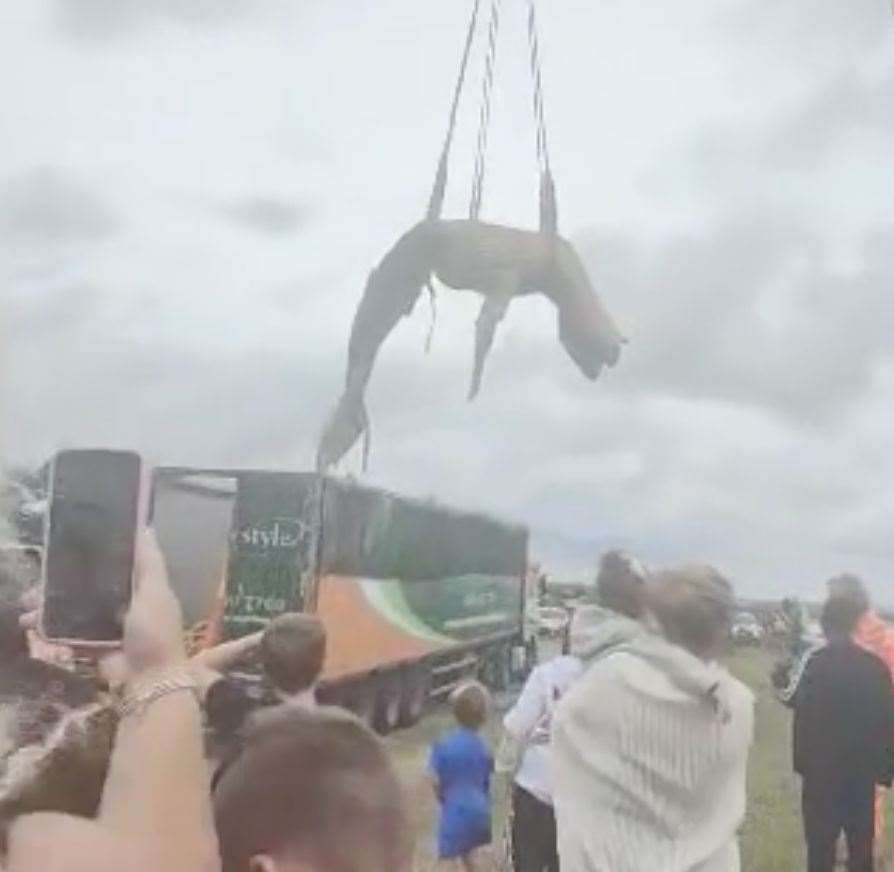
[495,645,512,691]
[482,646,511,692]
[373,676,402,735]
[398,668,429,728]
[525,637,539,673]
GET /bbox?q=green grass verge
[728,646,806,871]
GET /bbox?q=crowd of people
[1,534,894,872]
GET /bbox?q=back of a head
[450,680,489,730]
[821,595,864,641]
[648,564,735,659]
[260,614,327,696]
[826,574,870,615]
[596,550,647,619]
[213,706,411,872]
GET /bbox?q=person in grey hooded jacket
[552,565,754,872]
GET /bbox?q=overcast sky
[1,0,893,601]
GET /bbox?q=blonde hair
[648,564,734,658]
[450,680,490,729]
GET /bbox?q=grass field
[387,646,893,871]
[728,646,807,871]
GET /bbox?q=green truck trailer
[151,468,534,733]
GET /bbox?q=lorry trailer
[151,468,533,733]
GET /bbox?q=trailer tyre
[373,676,402,735]
[496,645,512,691]
[482,645,512,692]
[398,667,429,728]
[525,637,539,673]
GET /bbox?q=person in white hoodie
[552,565,754,872]
[496,551,648,872]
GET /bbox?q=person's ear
[248,855,316,872]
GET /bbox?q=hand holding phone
[122,529,187,674]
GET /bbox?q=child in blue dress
[429,681,493,870]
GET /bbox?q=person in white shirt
[497,550,648,872]
[499,654,583,872]
[552,565,754,872]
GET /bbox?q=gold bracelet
[118,671,201,720]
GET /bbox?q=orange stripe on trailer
[315,575,439,682]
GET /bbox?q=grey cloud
[363,360,887,599]
[761,67,894,171]
[680,67,894,181]
[663,87,892,206]
[574,210,894,424]
[52,0,280,44]
[632,50,894,423]
[684,1,894,205]
[4,332,334,471]
[0,167,121,243]
[5,283,109,340]
[217,197,311,237]
[720,0,891,62]
[3,270,337,469]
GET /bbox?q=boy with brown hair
[205,613,327,771]
[213,705,411,872]
[258,614,327,704]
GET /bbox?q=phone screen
[42,449,141,643]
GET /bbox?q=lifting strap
[427,0,558,234]
[469,0,501,222]
[426,0,482,221]
[526,0,558,235]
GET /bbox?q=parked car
[732,611,764,645]
[534,606,571,639]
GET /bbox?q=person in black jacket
[794,596,894,872]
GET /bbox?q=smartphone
[41,449,143,645]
